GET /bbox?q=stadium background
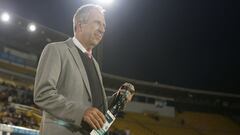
[0,0,240,135]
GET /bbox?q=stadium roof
[0,9,69,55]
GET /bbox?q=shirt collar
[72,37,92,56]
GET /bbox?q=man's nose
[99,24,105,33]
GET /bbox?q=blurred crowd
[0,82,34,107]
[0,82,39,129]
[0,103,39,129]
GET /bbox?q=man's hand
[82,107,106,129]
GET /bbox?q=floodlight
[1,12,10,22]
[27,23,37,32]
[97,0,114,5]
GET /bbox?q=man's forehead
[89,9,106,23]
[89,8,104,17]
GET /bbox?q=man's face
[79,9,106,49]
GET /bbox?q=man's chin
[93,40,101,46]
[91,42,100,48]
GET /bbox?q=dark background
[0,0,240,93]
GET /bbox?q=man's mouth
[95,33,102,40]
[95,31,103,39]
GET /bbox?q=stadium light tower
[1,12,10,22]
[27,23,37,32]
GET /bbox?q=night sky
[1,0,240,94]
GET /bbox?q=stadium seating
[111,111,240,135]
[1,81,240,135]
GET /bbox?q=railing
[0,124,39,135]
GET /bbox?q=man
[34,4,134,135]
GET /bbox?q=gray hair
[73,4,105,34]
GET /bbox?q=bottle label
[90,110,116,135]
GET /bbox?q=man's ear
[76,22,83,32]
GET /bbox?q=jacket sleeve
[34,44,88,126]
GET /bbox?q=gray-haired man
[34,4,134,135]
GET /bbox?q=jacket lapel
[65,38,92,101]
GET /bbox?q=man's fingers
[92,110,105,128]
[84,111,101,129]
[96,110,106,124]
[83,107,106,129]
[89,113,102,129]
[84,116,97,129]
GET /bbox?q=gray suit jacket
[34,38,108,135]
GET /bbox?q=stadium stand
[111,111,240,135]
